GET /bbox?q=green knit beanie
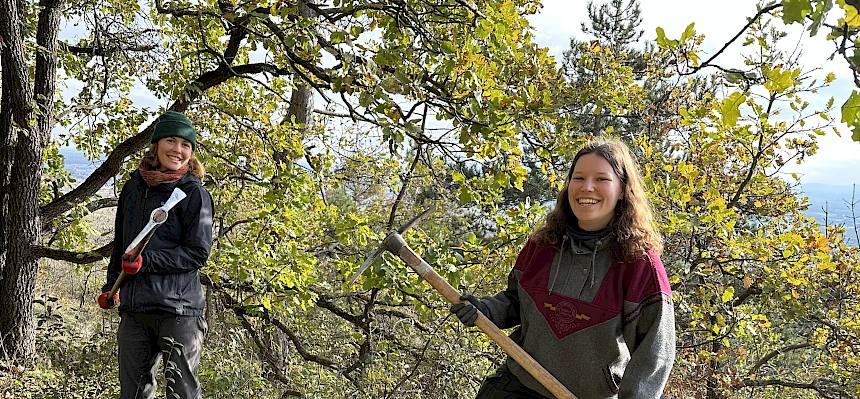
[151,111,197,150]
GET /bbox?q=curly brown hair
[532,138,662,260]
[141,143,206,179]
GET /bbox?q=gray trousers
[118,312,207,399]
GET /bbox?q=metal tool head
[162,187,187,212]
[346,205,435,286]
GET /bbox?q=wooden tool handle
[106,271,126,305]
[384,233,577,399]
[106,251,140,301]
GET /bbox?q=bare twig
[679,4,782,76]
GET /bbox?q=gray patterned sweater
[481,236,675,398]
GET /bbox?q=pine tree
[581,0,643,53]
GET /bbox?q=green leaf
[850,49,860,69]
[720,91,747,129]
[782,0,813,23]
[842,90,860,124]
[331,30,347,44]
[763,65,799,94]
[476,19,492,40]
[807,0,834,35]
[840,90,860,141]
[681,23,695,43]
[458,186,474,204]
[656,27,669,48]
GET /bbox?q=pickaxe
[105,187,187,307]
[348,208,577,399]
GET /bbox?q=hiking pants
[118,312,207,399]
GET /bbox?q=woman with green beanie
[98,110,214,399]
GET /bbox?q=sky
[526,0,860,187]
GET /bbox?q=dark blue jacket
[102,170,214,316]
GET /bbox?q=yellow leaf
[843,1,860,26]
[786,275,806,286]
[819,261,836,272]
[721,287,735,303]
[751,314,771,329]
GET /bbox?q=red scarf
[138,161,189,187]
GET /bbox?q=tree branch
[342,289,378,379]
[387,142,423,230]
[39,62,287,225]
[746,342,811,376]
[728,93,774,208]
[41,196,117,233]
[60,42,158,56]
[266,309,339,369]
[732,285,762,307]
[231,306,304,397]
[84,196,119,213]
[680,3,782,76]
[30,241,113,264]
[315,295,365,327]
[39,125,151,223]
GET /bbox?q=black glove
[450,294,490,327]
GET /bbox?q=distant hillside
[59,146,103,182]
[56,148,858,244]
[801,183,858,245]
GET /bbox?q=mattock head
[346,206,435,286]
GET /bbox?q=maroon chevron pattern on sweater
[516,241,671,339]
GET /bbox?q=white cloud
[526,1,587,61]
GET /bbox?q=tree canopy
[1,0,860,398]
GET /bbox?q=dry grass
[37,203,115,308]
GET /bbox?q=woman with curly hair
[452,138,675,399]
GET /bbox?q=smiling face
[155,136,193,171]
[567,153,624,231]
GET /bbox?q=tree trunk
[0,0,26,280]
[0,143,41,364]
[287,0,315,129]
[0,0,62,366]
[706,315,724,399]
[0,42,13,277]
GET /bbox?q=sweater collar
[567,223,611,243]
